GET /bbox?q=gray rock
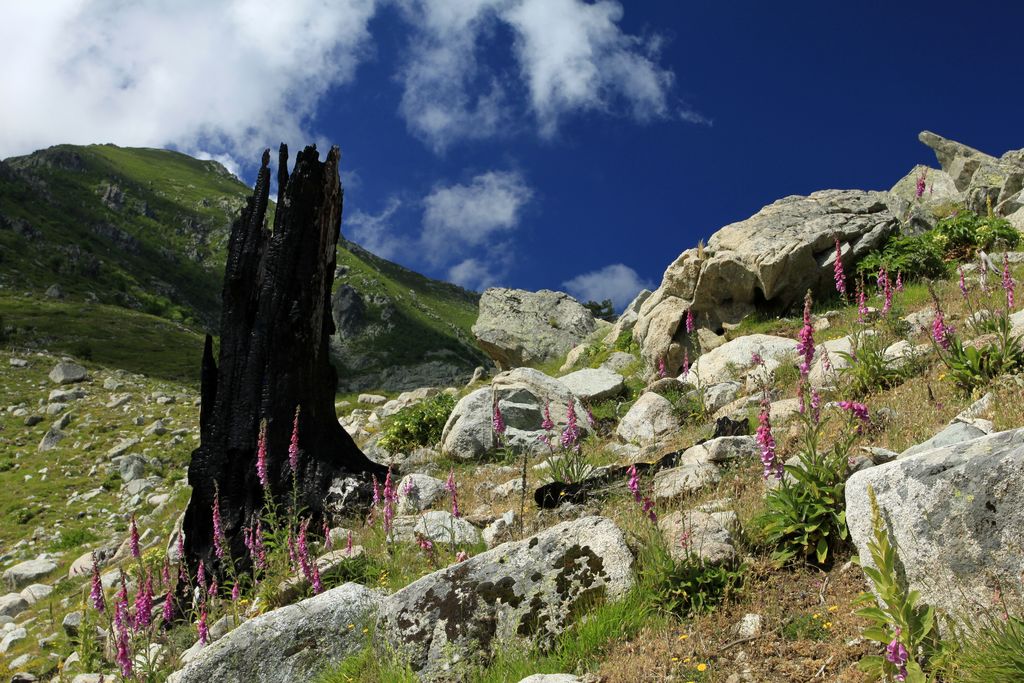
[118,455,147,483]
[847,428,1024,626]
[658,509,738,565]
[46,402,67,415]
[23,415,42,427]
[68,551,96,579]
[605,289,651,347]
[19,583,52,605]
[168,583,380,683]
[393,511,481,546]
[440,388,495,460]
[0,594,28,619]
[899,421,988,459]
[3,558,57,590]
[701,381,743,414]
[732,613,763,638]
[45,284,64,299]
[600,351,637,373]
[683,334,796,388]
[48,388,84,402]
[652,461,721,500]
[37,427,64,452]
[517,676,581,683]
[103,377,124,391]
[0,627,25,653]
[473,288,597,370]
[886,164,961,234]
[635,189,897,368]
[396,474,447,514]
[482,510,516,548]
[557,368,625,402]
[62,611,83,638]
[376,516,633,680]
[616,392,680,446]
[106,438,139,458]
[558,343,590,373]
[358,393,387,406]
[48,361,87,385]
[143,420,167,437]
[8,358,28,368]
[490,368,590,454]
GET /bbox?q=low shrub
[377,393,456,454]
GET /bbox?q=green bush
[377,393,456,453]
[857,233,946,282]
[936,315,1024,395]
[836,332,909,398]
[643,534,745,617]
[51,527,100,551]
[933,211,1019,259]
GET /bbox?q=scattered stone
[117,455,147,483]
[466,367,487,386]
[684,334,796,388]
[143,420,167,437]
[9,358,28,368]
[62,611,83,638]
[482,510,516,548]
[558,368,625,402]
[376,516,633,679]
[167,583,380,683]
[46,402,67,415]
[358,393,387,406]
[45,284,64,299]
[0,627,26,653]
[658,509,738,565]
[105,394,131,409]
[48,361,87,385]
[393,511,481,546]
[0,594,28,619]
[492,478,525,500]
[3,558,57,590]
[440,387,494,461]
[732,613,763,638]
[48,388,84,402]
[23,415,42,427]
[616,393,680,447]
[899,421,989,459]
[68,551,96,579]
[106,438,139,459]
[395,474,447,514]
[600,351,637,373]
[652,461,721,500]
[19,583,52,605]
[558,343,590,373]
[37,426,64,452]
[103,377,124,391]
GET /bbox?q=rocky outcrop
[634,190,896,372]
[375,516,633,680]
[683,334,796,388]
[473,289,597,370]
[616,392,680,447]
[885,164,961,234]
[440,388,495,460]
[846,428,1024,625]
[168,583,380,683]
[919,131,1024,217]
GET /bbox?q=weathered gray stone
[616,392,680,447]
[558,368,625,402]
[168,583,380,683]
[604,289,651,347]
[3,558,57,590]
[847,428,1024,626]
[396,474,448,514]
[600,351,637,373]
[473,289,597,370]
[440,388,495,460]
[358,393,387,406]
[635,189,897,367]
[19,583,52,605]
[659,509,738,565]
[393,511,481,546]
[0,627,26,653]
[652,461,720,500]
[899,421,988,459]
[37,427,64,452]
[886,164,961,234]
[482,510,516,548]
[684,334,795,388]
[48,362,87,385]
[0,594,28,619]
[490,368,589,454]
[376,516,633,680]
[62,611,83,638]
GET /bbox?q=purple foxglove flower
[371,475,380,508]
[256,419,269,489]
[288,406,301,474]
[821,346,833,374]
[311,562,322,595]
[161,590,174,625]
[811,389,822,424]
[492,403,506,436]
[959,266,969,300]
[209,579,217,599]
[895,271,903,293]
[584,403,596,428]
[882,272,894,316]
[833,240,847,297]
[212,490,225,560]
[796,291,815,377]
[857,279,869,323]
[685,308,695,334]
[445,468,460,518]
[252,518,267,570]
[90,553,105,613]
[323,520,332,551]
[932,304,954,351]
[456,550,470,562]
[115,600,133,677]
[626,464,640,502]
[134,572,154,630]
[756,399,782,480]
[129,515,140,560]
[231,581,240,602]
[682,348,690,376]
[915,170,927,199]
[416,535,433,552]
[297,519,313,582]
[541,400,554,431]
[641,496,656,523]
[1003,252,1016,309]
[751,352,764,366]
[196,560,206,593]
[837,400,871,433]
[161,561,171,591]
[657,356,667,379]
[885,628,909,681]
[346,530,353,556]
[198,608,209,646]
[560,401,581,452]
[382,468,396,535]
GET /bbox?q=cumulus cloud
[447,257,500,290]
[0,0,378,160]
[563,263,653,311]
[421,170,532,265]
[345,196,405,260]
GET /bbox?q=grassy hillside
[0,144,487,389]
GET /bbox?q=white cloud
[0,0,378,160]
[447,257,499,290]
[345,196,405,259]
[563,263,653,311]
[501,0,674,136]
[421,170,532,264]
[194,150,243,180]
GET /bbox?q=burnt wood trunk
[182,144,384,582]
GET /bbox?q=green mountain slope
[0,144,486,389]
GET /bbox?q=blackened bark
[182,144,384,581]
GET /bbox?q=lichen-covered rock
[557,368,625,402]
[396,474,448,514]
[168,583,380,683]
[473,289,597,370]
[683,334,796,388]
[376,516,633,680]
[886,164,961,234]
[3,558,57,590]
[846,428,1024,625]
[658,509,738,565]
[491,368,590,453]
[48,361,87,384]
[440,388,495,460]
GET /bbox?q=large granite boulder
[440,388,495,460]
[473,289,597,370]
[605,288,652,346]
[376,516,633,680]
[634,189,896,371]
[918,131,1024,217]
[167,583,380,683]
[846,428,1024,625]
[557,368,625,402]
[490,368,590,453]
[616,392,680,447]
[682,334,796,388]
[886,163,962,234]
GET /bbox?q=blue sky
[3,1,1024,309]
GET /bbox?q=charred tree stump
[182,144,385,583]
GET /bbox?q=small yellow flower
[671,657,679,662]
[828,605,839,612]
[362,627,369,634]
[696,662,708,672]
[683,657,691,663]
[825,622,833,629]
[812,613,821,619]
[677,633,689,641]
[347,623,354,629]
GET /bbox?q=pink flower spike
[915,169,927,199]
[756,398,782,480]
[212,489,225,560]
[129,515,140,559]
[932,303,954,351]
[90,553,105,613]
[198,608,209,646]
[657,356,667,379]
[685,308,695,334]
[895,271,903,293]
[134,572,154,630]
[1003,252,1016,309]
[959,265,969,300]
[323,520,333,551]
[346,530,353,556]
[833,240,847,297]
[162,590,174,624]
[796,291,815,377]
[541,400,554,431]
[256,419,269,489]
[231,581,241,602]
[445,468,460,518]
[456,550,470,562]
[492,403,506,436]
[288,406,301,474]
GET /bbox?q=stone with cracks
[376,516,633,680]
[557,368,625,402]
[48,361,87,385]
[472,289,597,370]
[635,189,896,371]
[181,146,384,586]
[168,583,380,683]
[846,428,1024,626]
[440,388,495,460]
[616,392,680,447]
[3,558,57,590]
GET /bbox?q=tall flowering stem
[288,405,301,474]
[796,290,815,378]
[212,488,225,560]
[931,301,954,352]
[90,553,105,613]
[134,571,154,630]
[129,515,141,560]
[445,468,460,518]
[856,278,868,323]
[895,271,903,293]
[1003,253,1016,309]
[626,464,656,523]
[657,356,667,379]
[382,467,396,537]
[879,267,893,316]
[685,308,695,334]
[560,401,581,452]
[256,419,269,490]
[756,397,782,480]
[833,240,847,298]
[492,403,506,437]
[915,170,927,199]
